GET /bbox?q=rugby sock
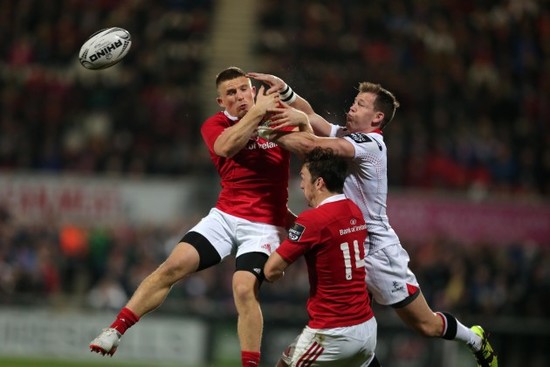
[437,311,457,340]
[241,350,261,367]
[436,312,482,350]
[110,307,140,335]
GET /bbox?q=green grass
[0,357,237,367]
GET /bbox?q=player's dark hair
[216,66,247,87]
[358,82,400,130]
[304,147,348,193]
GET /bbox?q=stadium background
[0,0,548,366]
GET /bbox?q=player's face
[217,76,256,119]
[346,92,384,132]
[300,164,317,208]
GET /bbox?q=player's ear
[216,96,224,108]
[372,111,384,127]
[315,176,324,189]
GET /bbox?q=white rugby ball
[79,27,132,70]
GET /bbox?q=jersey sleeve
[201,115,228,151]
[342,133,382,158]
[329,123,346,137]
[276,211,320,264]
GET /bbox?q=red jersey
[276,194,374,329]
[201,111,290,227]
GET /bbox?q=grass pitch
[0,357,237,367]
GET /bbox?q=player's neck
[315,192,344,207]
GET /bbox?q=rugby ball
[79,27,132,70]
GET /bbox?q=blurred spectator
[87,275,128,311]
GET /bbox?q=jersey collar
[318,193,346,207]
[223,110,239,121]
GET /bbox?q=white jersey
[331,125,400,253]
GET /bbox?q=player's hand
[267,102,313,133]
[248,72,286,95]
[254,85,280,115]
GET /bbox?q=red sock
[241,350,261,367]
[110,307,140,335]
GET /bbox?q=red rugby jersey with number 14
[276,195,374,329]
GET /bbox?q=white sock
[455,322,482,351]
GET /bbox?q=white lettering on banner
[0,174,195,225]
[0,308,206,364]
[1,183,120,220]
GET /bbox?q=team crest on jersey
[288,223,306,241]
[348,133,371,143]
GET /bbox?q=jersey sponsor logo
[348,133,371,143]
[288,223,305,241]
[339,223,367,235]
[247,139,278,150]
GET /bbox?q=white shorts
[282,318,377,367]
[187,208,286,260]
[365,244,420,306]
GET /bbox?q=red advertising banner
[387,193,550,245]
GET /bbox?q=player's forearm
[263,253,288,283]
[291,96,331,137]
[214,107,265,157]
[274,131,318,158]
[292,94,315,115]
[264,267,285,282]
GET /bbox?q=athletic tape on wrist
[280,84,297,104]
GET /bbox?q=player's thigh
[365,244,420,307]
[234,219,286,280]
[288,321,377,367]
[235,219,286,257]
[181,208,236,270]
[159,242,201,279]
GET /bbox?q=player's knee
[232,274,258,304]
